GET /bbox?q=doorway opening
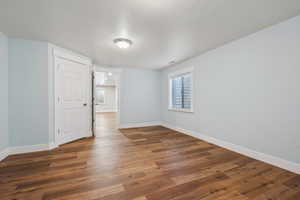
[93,69,121,137]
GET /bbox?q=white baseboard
[119,121,162,129]
[9,143,55,155]
[162,122,300,175]
[0,143,59,162]
[0,148,10,162]
[96,109,117,113]
[48,142,59,150]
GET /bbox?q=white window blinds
[170,73,192,110]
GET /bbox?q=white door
[55,57,91,145]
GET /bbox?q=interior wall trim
[119,121,162,129]
[0,143,58,161]
[9,144,52,155]
[0,148,10,162]
[2,123,299,175]
[161,122,300,175]
[96,109,118,113]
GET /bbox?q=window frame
[96,88,106,105]
[168,67,194,113]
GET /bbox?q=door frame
[53,47,93,146]
[92,65,122,131]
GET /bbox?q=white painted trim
[116,70,123,129]
[48,44,55,152]
[88,130,93,137]
[168,67,194,113]
[96,109,118,113]
[168,108,194,113]
[119,121,162,129]
[50,44,92,66]
[162,122,300,175]
[0,148,10,161]
[52,44,93,146]
[0,143,59,162]
[49,142,59,150]
[9,143,57,155]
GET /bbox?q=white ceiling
[1,0,300,69]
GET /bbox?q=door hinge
[58,128,61,135]
[57,97,60,103]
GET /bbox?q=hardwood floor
[95,112,118,136]
[1,124,300,199]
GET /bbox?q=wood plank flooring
[1,125,300,199]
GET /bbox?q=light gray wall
[8,38,50,147]
[120,68,161,125]
[161,15,300,164]
[0,32,9,152]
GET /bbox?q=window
[169,67,193,112]
[96,88,105,104]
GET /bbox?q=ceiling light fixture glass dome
[114,38,132,49]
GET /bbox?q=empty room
[1,1,300,199]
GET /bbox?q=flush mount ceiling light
[113,38,132,49]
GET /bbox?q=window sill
[168,108,194,113]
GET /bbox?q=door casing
[54,49,93,146]
[92,66,122,131]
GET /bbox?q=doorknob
[83,103,87,106]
